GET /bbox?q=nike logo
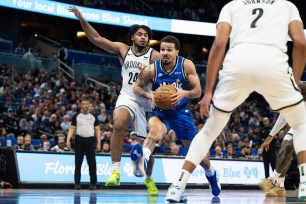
[133,149,141,158]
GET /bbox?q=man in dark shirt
[66,98,101,190]
[259,117,276,178]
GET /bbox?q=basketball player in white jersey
[258,82,306,197]
[68,7,161,194]
[166,0,306,202]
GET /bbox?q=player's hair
[160,35,180,50]
[127,24,153,45]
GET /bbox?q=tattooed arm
[133,63,155,100]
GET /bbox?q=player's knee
[293,123,306,154]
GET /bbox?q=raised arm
[184,59,202,99]
[68,6,128,58]
[199,22,231,118]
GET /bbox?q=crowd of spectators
[0,53,286,160]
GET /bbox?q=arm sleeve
[217,2,233,26]
[71,113,78,126]
[270,114,287,137]
[288,2,302,23]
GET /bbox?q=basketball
[153,85,177,110]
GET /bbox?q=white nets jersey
[218,0,302,52]
[120,47,153,109]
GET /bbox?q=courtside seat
[0,138,16,147]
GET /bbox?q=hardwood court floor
[0,188,303,204]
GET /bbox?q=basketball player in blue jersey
[131,35,221,197]
[69,7,161,194]
[166,0,306,202]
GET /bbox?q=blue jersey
[153,56,190,111]
[151,56,197,141]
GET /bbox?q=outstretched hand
[68,6,81,19]
[199,92,212,118]
[260,136,273,151]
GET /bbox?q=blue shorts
[151,107,197,141]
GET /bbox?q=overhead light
[202,47,208,54]
[77,31,87,38]
[149,40,160,46]
[34,33,38,37]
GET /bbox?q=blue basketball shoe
[206,170,221,196]
[130,144,147,177]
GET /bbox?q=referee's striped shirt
[71,112,99,137]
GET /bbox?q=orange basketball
[153,85,177,110]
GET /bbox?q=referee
[66,98,101,190]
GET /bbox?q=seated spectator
[39,134,48,146]
[224,145,237,159]
[238,146,252,159]
[164,147,172,155]
[50,139,66,153]
[170,144,180,156]
[129,131,139,145]
[101,142,110,153]
[101,131,112,144]
[24,134,35,151]
[67,104,78,119]
[97,108,108,123]
[54,120,65,135]
[37,140,51,152]
[14,135,25,150]
[0,128,8,138]
[214,146,223,158]
[19,112,35,135]
[3,109,18,138]
[60,115,71,133]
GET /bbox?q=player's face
[160,42,179,65]
[132,28,149,48]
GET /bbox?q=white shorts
[213,44,303,112]
[115,94,147,138]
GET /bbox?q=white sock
[299,163,306,182]
[205,165,215,177]
[174,169,190,192]
[277,177,285,188]
[270,170,281,183]
[112,162,120,172]
[143,147,151,161]
[146,175,151,180]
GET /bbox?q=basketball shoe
[258,178,274,193]
[105,169,120,186]
[266,183,286,197]
[130,144,147,177]
[166,184,187,203]
[144,177,158,196]
[206,170,221,196]
[299,181,306,201]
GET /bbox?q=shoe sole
[105,181,120,187]
[130,144,145,177]
[299,196,306,201]
[166,197,187,203]
[258,182,272,193]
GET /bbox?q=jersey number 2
[128,72,138,84]
[251,8,263,28]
